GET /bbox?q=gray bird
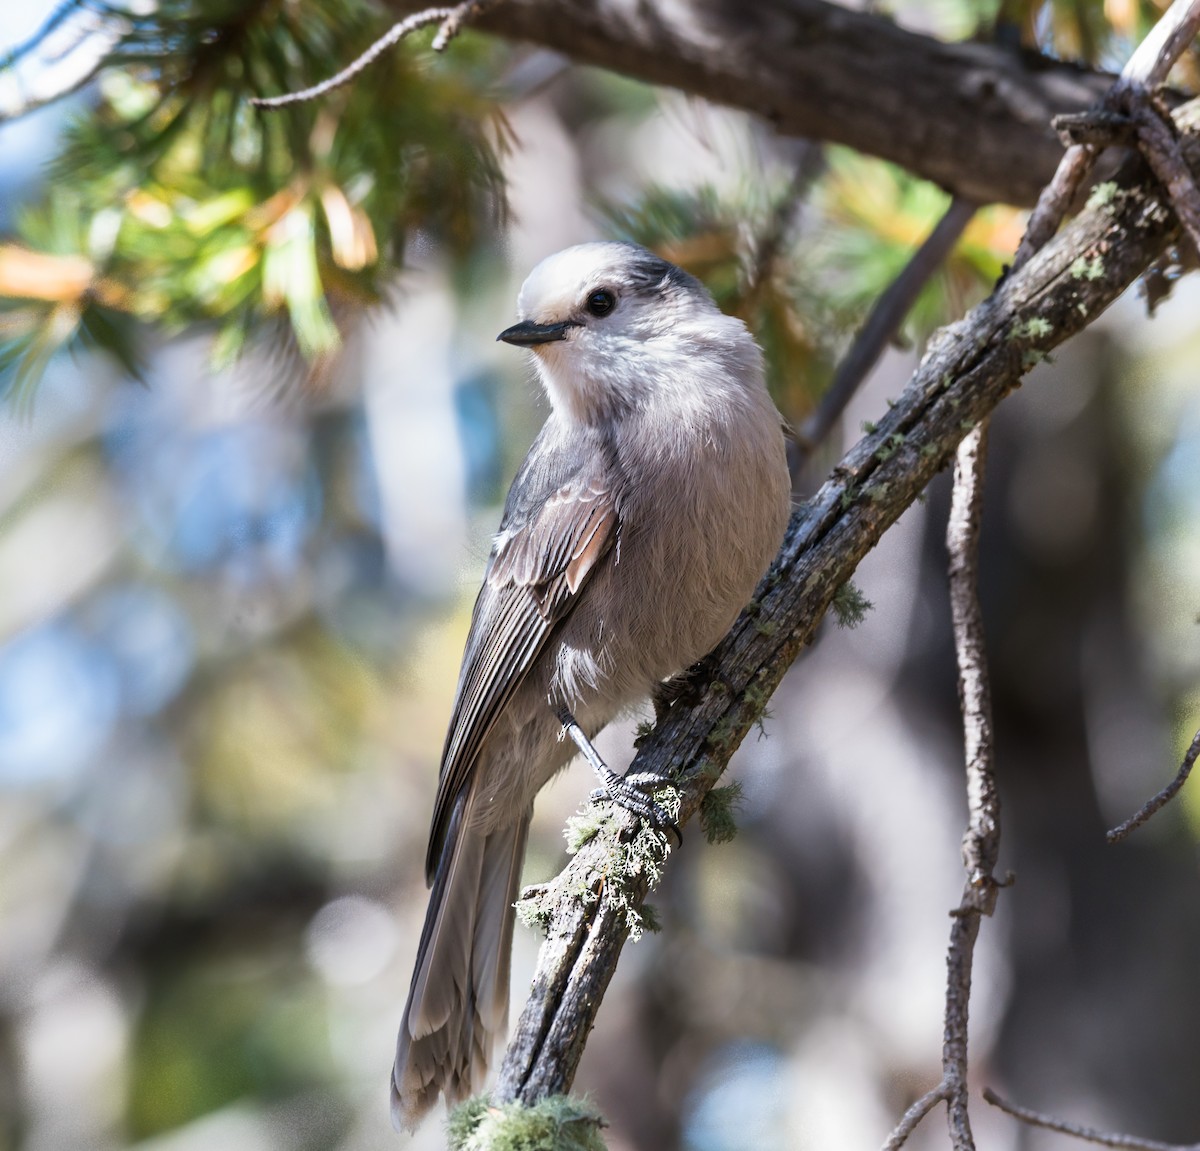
[391,241,792,1130]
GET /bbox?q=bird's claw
[589,773,682,847]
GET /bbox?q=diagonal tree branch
[493,95,1200,1110]
[382,0,1116,207]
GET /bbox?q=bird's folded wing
[424,459,617,880]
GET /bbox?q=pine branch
[0,0,129,122]
[0,0,508,401]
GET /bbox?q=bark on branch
[383,0,1116,206]
[494,96,1200,1108]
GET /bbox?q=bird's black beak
[496,319,573,346]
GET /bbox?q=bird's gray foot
[556,707,681,844]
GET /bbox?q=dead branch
[946,428,1002,909]
[942,423,1003,1151]
[984,1087,1200,1150]
[0,0,1157,207]
[881,415,1006,1151]
[1012,145,1098,268]
[1107,727,1200,843]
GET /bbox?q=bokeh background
[1,1,1200,1149]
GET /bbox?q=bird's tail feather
[391,791,530,1132]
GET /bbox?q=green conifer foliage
[0,0,507,403]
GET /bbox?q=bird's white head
[497,242,761,426]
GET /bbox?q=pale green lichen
[565,808,609,853]
[1021,348,1051,369]
[447,1095,608,1151]
[1087,181,1120,209]
[1013,316,1053,341]
[567,786,679,942]
[609,815,674,941]
[514,889,554,935]
[876,432,906,461]
[1070,255,1104,281]
[706,714,739,753]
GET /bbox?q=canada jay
[391,241,792,1129]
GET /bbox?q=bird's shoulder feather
[425,421,620,880]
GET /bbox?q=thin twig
[884,381,1006,1151]
[431,0,501,50]
[1011,144,1096,269]
[794,196,977,463]
[946,426,1002,910]
[250,0,498,109]
[744,144,826,301]
[252,9,450,108]
[984,1088,1200,1151]
[1054,109,1139,149]
[882,1084,951,1151]
[942,423,1004,1151]
[1008,0,1200,851]
[959,22,1200,1151]
[1107,727,1200,843]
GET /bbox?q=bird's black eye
[586,289,616,317]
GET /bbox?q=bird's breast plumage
[546,375,791,711]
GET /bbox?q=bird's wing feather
[425,425,618,880]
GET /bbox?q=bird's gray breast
[550,395,787,709]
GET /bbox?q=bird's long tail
[391,791,530,1132]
